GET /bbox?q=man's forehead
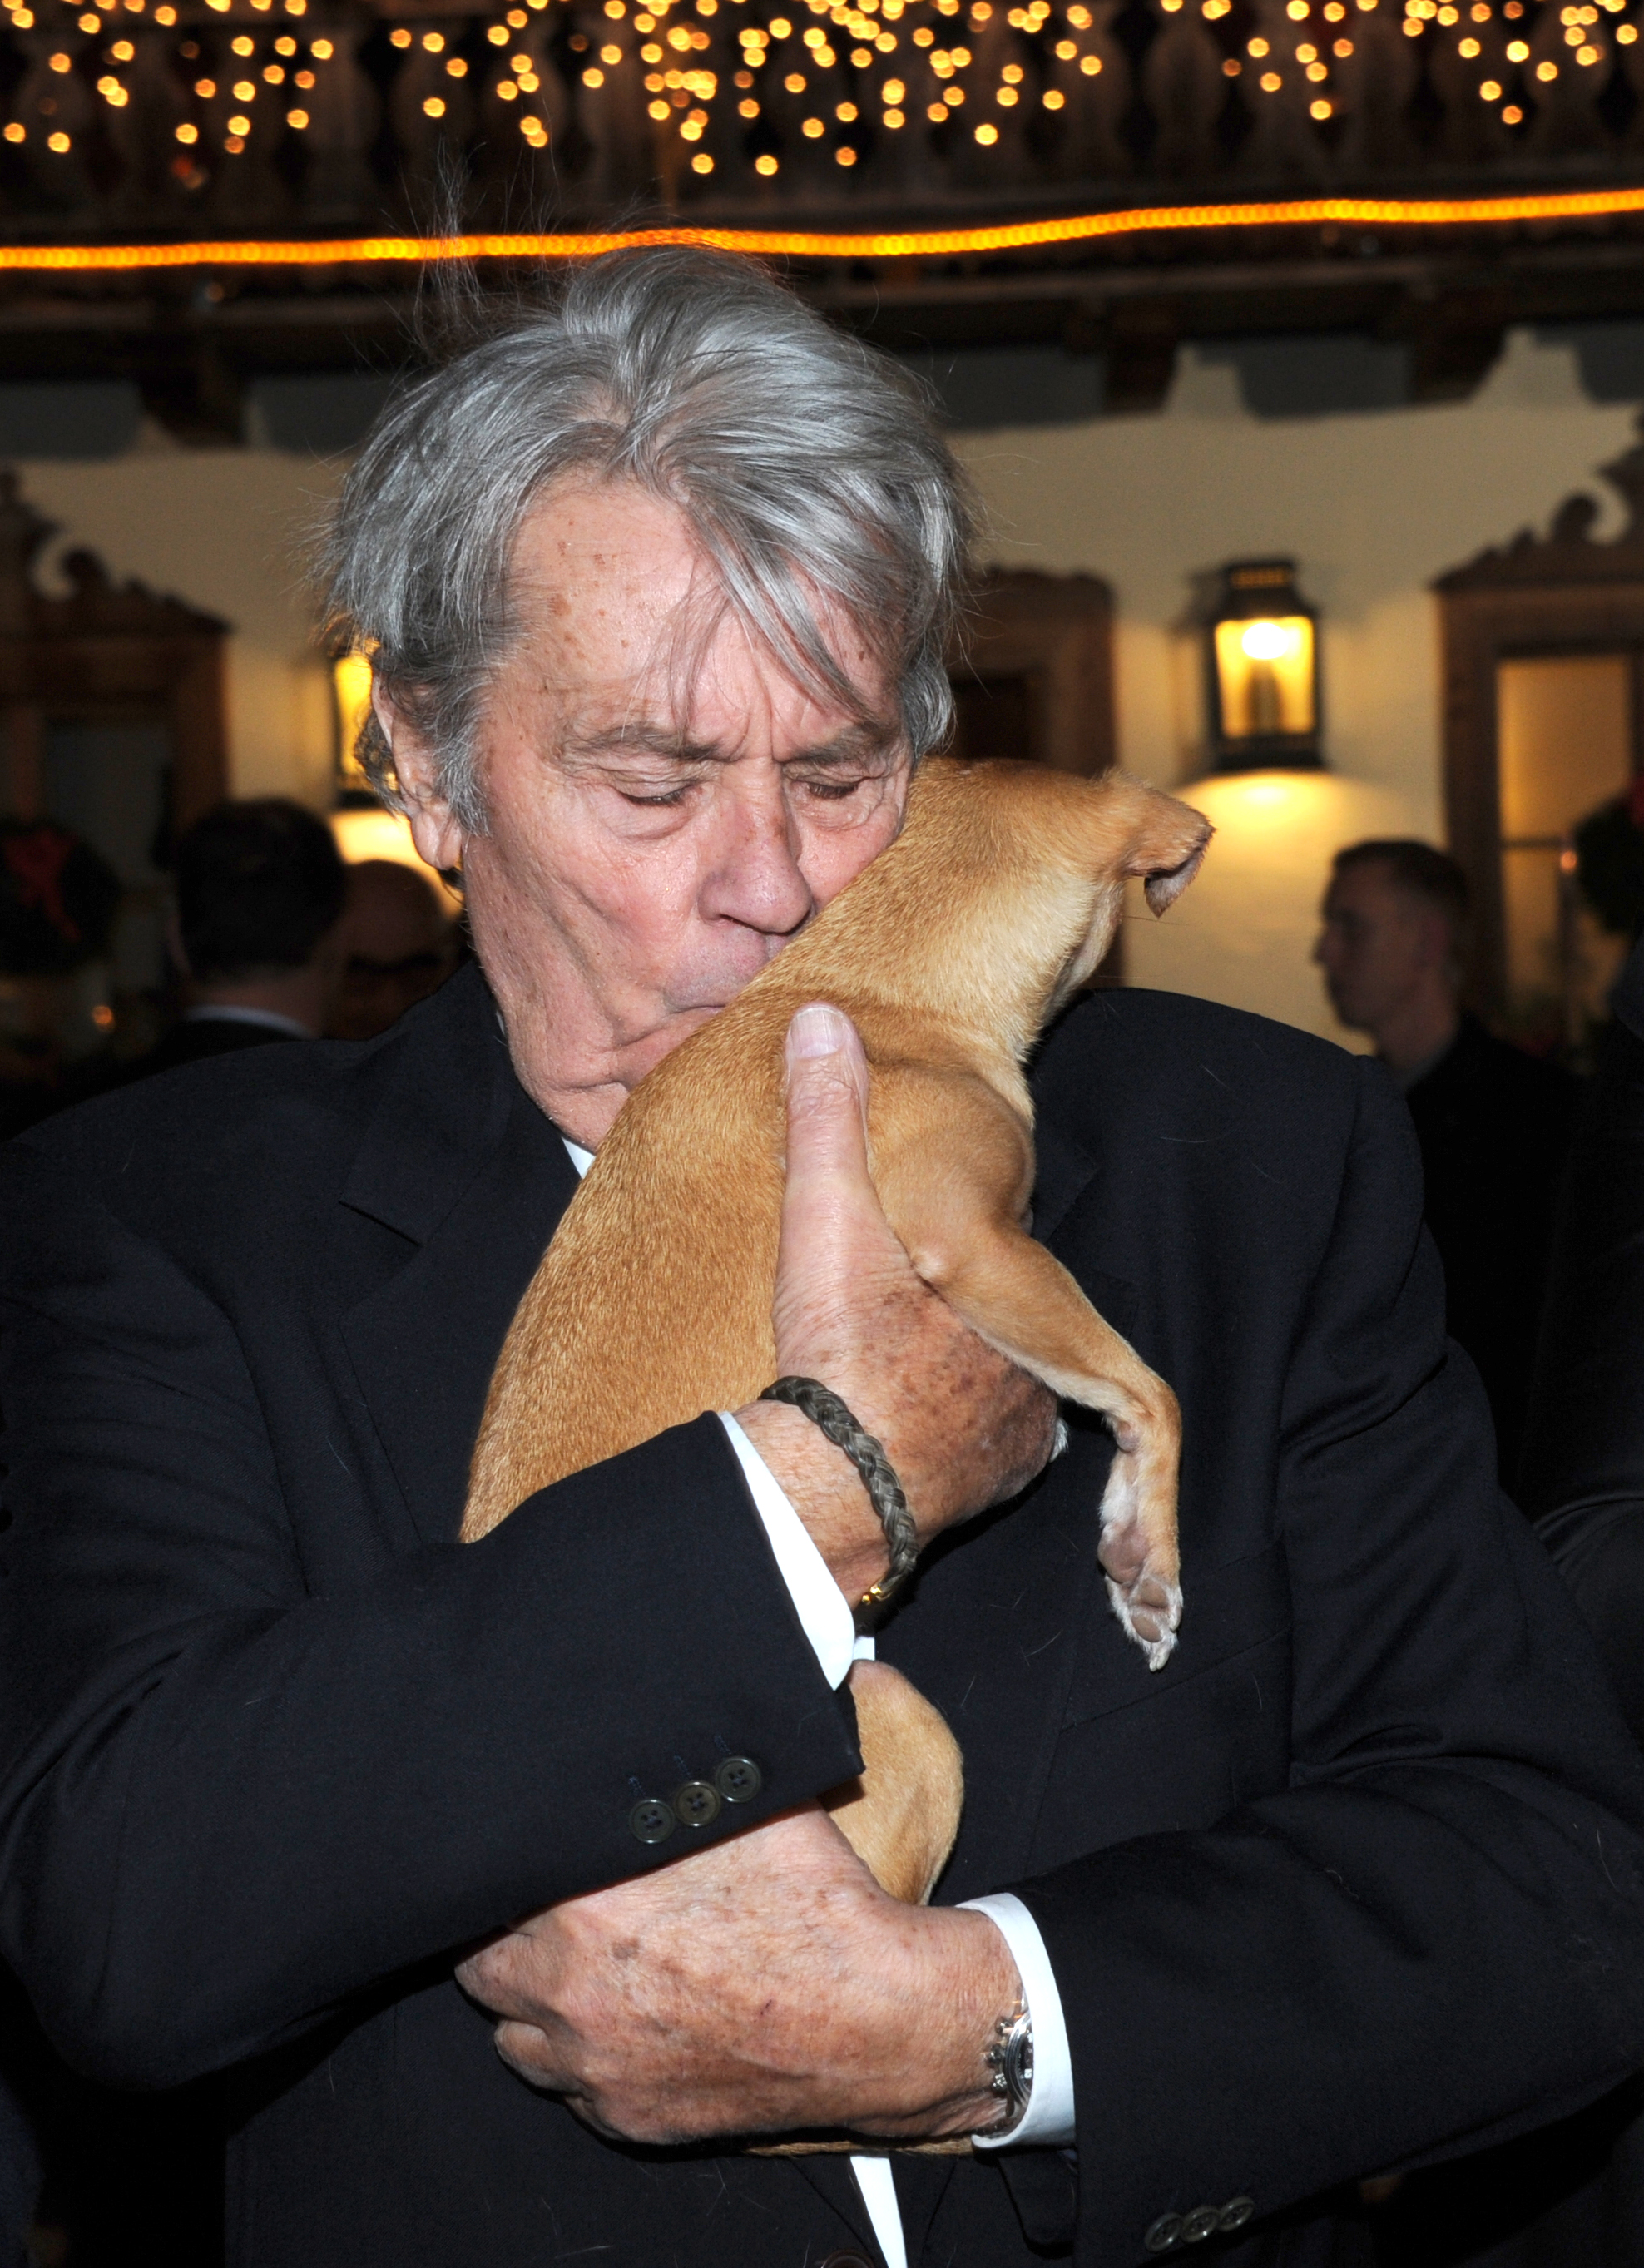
[508,477,900,750]
[1331,861,1404,906]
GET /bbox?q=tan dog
[463,755,1210,1908]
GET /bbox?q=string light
[0,0,1637,201]
[3,186,1644,275]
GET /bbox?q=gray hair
[321,246,976,833]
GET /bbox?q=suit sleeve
[0,1150,860,2091]
[1008,1065,1644,2264]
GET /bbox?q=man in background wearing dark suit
[1315,839,1576,1484]
[327,859,458,1043]
[2,249,1643,2268]
[131,800,349,1079]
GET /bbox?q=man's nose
[701,779,815,938]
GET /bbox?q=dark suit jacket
[2,962,1643,2268]
[128,1015,303,1081]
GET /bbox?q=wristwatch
[983,2005,1034,2137]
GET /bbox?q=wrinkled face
[1314,859,1445,1033]
[387,477,911,1137]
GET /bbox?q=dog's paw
[1105,1570,1182,1671]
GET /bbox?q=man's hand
[735,1002,1057,1602]
[456,1804,1021,2146]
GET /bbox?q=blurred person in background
[1315,839,1577,1486]
[328,858,458,1042]
[1522,932,1644,1743]
[0,818,121,1137]
[131,800,349,1081]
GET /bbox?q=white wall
[16,434,343,814]
[953,329,1639,1043]
[9,334,1640,1045]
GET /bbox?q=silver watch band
[983,2005,1034,2137]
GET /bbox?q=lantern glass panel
[334,652,374,795]
[1213,614,1315,741]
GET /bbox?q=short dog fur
[463,755,1209,1914]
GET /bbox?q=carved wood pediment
[0,470,227,645]
[1435,417,1644,594]
[0,467,228,829]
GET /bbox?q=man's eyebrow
[790,722,901,768]
[561,718,901,767]
[561,723,725,765]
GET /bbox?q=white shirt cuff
[959,1891,1077,2149]
[719,1414,860,1691]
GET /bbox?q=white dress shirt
[564,1139,1074,2261]
[182,1004,314,1039]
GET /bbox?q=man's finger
[783,1003,871,1184]
[493,2019,573,2091]
[458,1934,557,2022]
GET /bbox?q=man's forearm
[732,1398,891,1605]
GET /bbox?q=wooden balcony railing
[3,0,1644,235]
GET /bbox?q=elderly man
[2,250,1642,2268]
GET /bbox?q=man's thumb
[783,1003,871,1185]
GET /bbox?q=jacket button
[1181,2206,1221,2242]
[672,1780,722,1829]
[1219,2197,1255,2231]
[1144,2212,1184,2251]
[628,1797,675,1845]
[715,1755,763,1803]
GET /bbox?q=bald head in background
[330,859,458,1042]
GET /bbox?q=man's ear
[1415,908,1455,975]
[374,684,468,875]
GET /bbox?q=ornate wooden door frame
[948,568,1117,778]
[1434,425,1644,1019]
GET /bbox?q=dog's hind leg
[937,1226,1181,1666]
[876,1075,1182,1666]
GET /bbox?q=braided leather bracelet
[758,1375,919,1607]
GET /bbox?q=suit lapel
[336,968,579,1547]
[1028,1109,1102,1248]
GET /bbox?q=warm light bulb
[1240,620,1295,661]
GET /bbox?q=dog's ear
[1125,793,1212,915]
[1145,843,1207,915]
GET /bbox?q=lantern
[1206,559,1322,772]
[333,651,375,804]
